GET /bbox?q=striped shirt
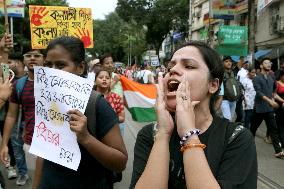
[10,80,35,145]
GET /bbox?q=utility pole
[248,0,256,67]
[188,0,193,40]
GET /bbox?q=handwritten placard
[29,5,93,49]
[29,67,94,171]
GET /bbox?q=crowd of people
[0,31,283,189]
[215,56,284,158]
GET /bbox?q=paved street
[1,109,284,188]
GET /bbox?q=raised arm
[134,76,174,189]
[68,97,128,172]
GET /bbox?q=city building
[255,0,284,65]
[190,0,248,47]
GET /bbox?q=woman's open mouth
[167,78,180,95]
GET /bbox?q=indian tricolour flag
[120,76,157,122]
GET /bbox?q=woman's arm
[118,110,125,123]
[0,77,12,109]
[68,96,128,171]
[134,76,174,189]
[68,107,127,172]
[176,78,220,189]
[183,136,221,189]
[80,124,128,172]
[32,157,44,189]
[135,132,170,189]
[110,74,120,90]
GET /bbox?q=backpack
[85,91,122,184]
[136,71,146,84]
[16,75,29,103]
[223,72,241,101]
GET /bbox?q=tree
[116,0,189,55]
[89,12,147,63]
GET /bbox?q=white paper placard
[29,66,94,171]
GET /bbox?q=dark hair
[95,67,112,81]
[171,41,224,116]
[279,69,284,78]
[141,63,147,70]
[247,66,255,73]
[8,52,23,61]
[22,41,44,55]
[46,36,87,77]
[223,56,232,62]
[260,57,271,64]
[99,53,112,65]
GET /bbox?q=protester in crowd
[95,67,125,183]
[33,36,127,189]
[130,41,257,189]
[0,43,44,186]
[95,68,125,124]
[100,53,126,136]
[221,56,240,121]
[135,64,154,84]
[250,57,284,158]
[0,34,18,181]
[0,77,12,189]
[233,56,244,76]
[125,61,137,80]
[275,69,284,147]
[237,60,249,83]
[100,53,123,98]
[235,60,249,123]
[241,67,256,129]
[5,52,29,185]
[7,52,26,80]
[0,34,30,185]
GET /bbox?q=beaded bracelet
[180,143,206,152]
[180,129,201,146]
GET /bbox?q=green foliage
[89,12,147,63]
[116,0,189,54]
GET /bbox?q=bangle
[180,143,206,152]
[180,129,201,146]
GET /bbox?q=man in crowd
[221,56,240,121]
[250,57,284,158]
[0,45,44,185]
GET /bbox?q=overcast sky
[67,0,118,20]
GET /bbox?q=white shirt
[87,72,96,83]
[136,70,153,84]
[241,76,256,110]
[237,68,248,83]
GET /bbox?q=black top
[253,73,276,113]
[130,117,257,189]
[39,96,118,189]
